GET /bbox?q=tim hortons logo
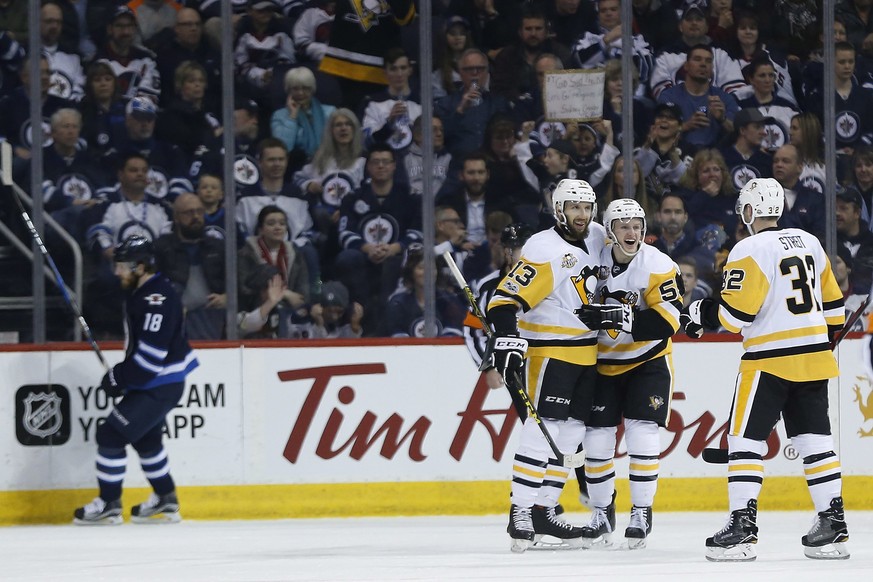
[274,365,783,463]
[851,375,873,437]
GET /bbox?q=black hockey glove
[99,369,124,398]
[576,303,634,333]
[484,334,528,380]
[680,298,714,339]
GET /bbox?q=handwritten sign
[543,69,605,122]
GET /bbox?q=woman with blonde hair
[678,148,738,237]
[789,111,825,194]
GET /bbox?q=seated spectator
[234,0,296,105]
[600,156,656,219]
[381,249,466,337]
[404,115,452,196]
[79,61,126,162]
[524,137,579,226]
[435,48,511,172]
[846,146,873,227]
[677,148,738,238]
[650,193,707,265]
[238,205,310,337]
[635,103,690,199]
[726,10,798,107]
[540,0,598,49]
[42,1,85,103]
[155,60,221,162]
[772,144,824,239]
[292,108,366,260]
[431,204,481,283]
[154,7,221,109]
[657,44,740,153]
[0,29,24,98]
[103,96,193,203]
[196,173,229,239]
[361,47,421,154]
[302,280,364,339]
[271,66,336,168]
[93,7,160,101]
[718,108,774,191]
[236,265,287,339]
[236,137,320,293]
[482,115,539,215]
[770,0,819,61]
[704,0,735,46]
[335,145,422,333]
[292,0,335,64]
[836,187,873,294]
[432,15,473,99]
[675,255,711,308]
[788,111,826,194]
[154,193,227,340]
[736,58,798,152]
[630,0,679,55]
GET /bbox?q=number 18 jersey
[718,227,845,381]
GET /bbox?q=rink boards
[1,337,872,524]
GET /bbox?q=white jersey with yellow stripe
[488,224,607,365]
[595,243,683,375]
[718,227,845,381]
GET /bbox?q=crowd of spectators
[0,0,870,341]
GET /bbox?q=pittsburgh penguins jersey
[593,243,683,376]
[717,227,845,381]
[487,224,608,365]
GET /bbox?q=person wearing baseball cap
[637,102,690,193]
[93,5,160,101]
[719,108,775,192]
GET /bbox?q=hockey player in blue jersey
[74,236,199,525]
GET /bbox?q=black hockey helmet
[500,223,533,249]
[115,235,155,267]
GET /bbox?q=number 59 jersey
[718,227,845,381]
[595,243,683,376]
[488,225,607,366]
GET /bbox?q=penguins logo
[571,265,601,306]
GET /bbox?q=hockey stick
[442,251,585,468]
[1,141,109,372]
[702,295,871,465]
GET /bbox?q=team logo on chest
[145,293,166,306]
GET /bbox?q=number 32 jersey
[718,227,844,381]
[488,224,607,366]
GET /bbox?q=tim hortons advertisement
[0,340,870,491]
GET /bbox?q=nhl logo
[15,385,71,446]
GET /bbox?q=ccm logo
[544,396,570,405]
[494,338,527,350]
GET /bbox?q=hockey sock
[510,419,552,507]
[538,459,570,507]
[584,426,617,508]
[139,447,176,495]
[624,419,660,507]
[96,446,126,502]
[727,436,765,512]
[536,419,585,507]
[792,433,842,512]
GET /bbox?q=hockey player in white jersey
[575,199,683,550]
[682,178,849,562]
[486,179,607,552]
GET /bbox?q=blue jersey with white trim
[116,274,199,391]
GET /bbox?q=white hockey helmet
[736,178,784,230]
[604,198,646,257]
[552,178,596,230]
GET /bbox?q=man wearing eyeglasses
[436,48,511,173]
[155,7,221,108]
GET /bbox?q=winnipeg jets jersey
[488,224,607,365]
[594,243,683,376]
[718,227,845,381]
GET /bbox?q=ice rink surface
[3,511,871,581]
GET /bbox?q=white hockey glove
[484,334,528,380]
[576,303,634,333]
[680,298,712,339]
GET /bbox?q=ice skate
[801,497,850,560]
[73,497,122,526]
[624,505,652,550]
[507,504,535,553]
[705,499,758,562]
[580,494,616,549]
[131,491,181,524]
[530,505,585,549]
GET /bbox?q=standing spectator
[772,144,825,239]
[292,0,335,64]
[651,193,702,260]
[155,60,221,162]
[846,146,873,226]
[836,187,873,294]
[195,173,229,240]
[726,11,798,107]
[482,115,539,216]
[361,47,421,153]
[73,235,197,525]
[0,29,24,98]
[126,0,183,46]
[0,0,28,45]
[446,0,520,61]
[435,49,511,171]
[319,0,415,110]
[271,67,336,169]
[736,58,799,153]
[233,0,296,105]
[432,15,472,99]
[93,7,161,101]
[636,103,690,199]
[404,115,452,197]
[154,193,227,340]
[631,0,680,54]
[788,111,826,194]
[42,1,86,103]
[718,108,774,191]
[658,44,740,152]
[704,0,736,46]
[540,0,598,49]
[79,61,126,162]
[335,144,422,332]
[837,0,873,53]
[154,7,222,109]
[678,148,738,237]
[675,255,710,307]
[490,6,571,102]
[600,60,653,151]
